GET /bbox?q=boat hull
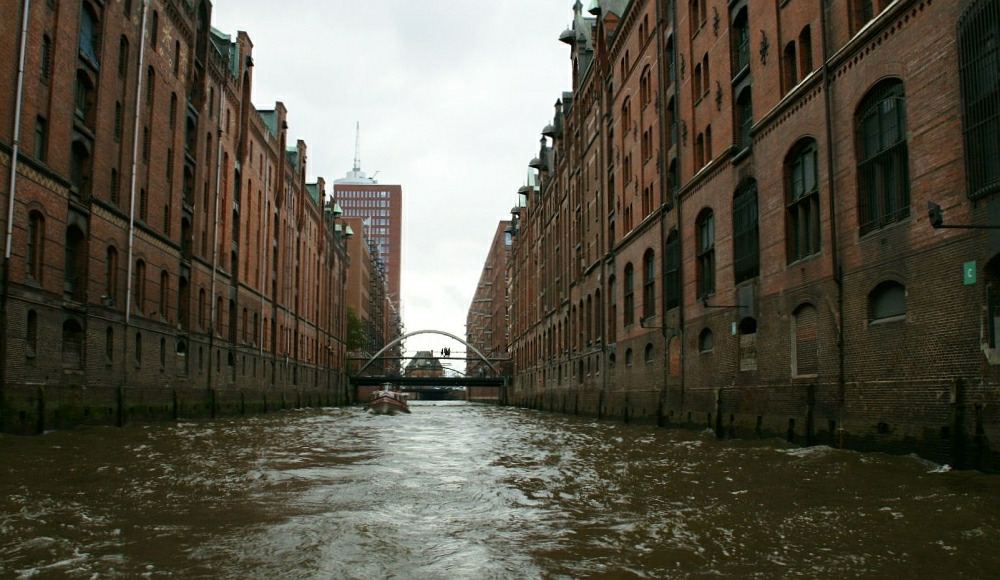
[365,394,410,415]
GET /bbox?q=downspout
[207,85,225,395]
[4,0,31,262]
[123,0,152,391]
[819,0,845,447]
[654,0,670,426]
[1,0,32,431]
[258,157,267,357]
[666,0,686,410]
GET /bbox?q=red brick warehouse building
[0,0,353,432]
[466,220,512,378]
[506,0,1000,470]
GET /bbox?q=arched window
[792,304,818,376]
[625,347,634,366]
[732,8,750,77]
[694,63,703,99]
[63,319,84,369]
[622,97,632,134]
[135,331,142,365]
[733,178,760,284]
[702,54,710,97]
[856,80,910,235]
[869,281,907,322]
[959,0,1000,199]
[851,0,875,34]
[799,26,813,75]
[150,10,159,47]
[665,229,680,310]
[696,209,715,298]
[783,41,798,93]
[699,328,714,353]
[787,139,821,262]
[117,35,129,79]
[645,343,654,363]
[624,263,635,326]
[643,249,656,320]
[41,35,52,83]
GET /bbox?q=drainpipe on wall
[819,0,845,448]
[206,85,225,396]
[123,0,152,392]
[1,0,32,432]
[654,0,670,427]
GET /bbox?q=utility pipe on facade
[5,0,31,263]
[207,84,225,394]
[124,0,152,390]
[258,156,268,357]
[1,0,33,431]
[654,0,671,425]
[819,0,846,448]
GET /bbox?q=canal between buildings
[1,401,999,579]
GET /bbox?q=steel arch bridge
[348,330,506,392]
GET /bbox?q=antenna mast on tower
[353,121,361,173]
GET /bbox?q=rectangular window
[34,116,47,162]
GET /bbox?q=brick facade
[0,0,351,433]
[507,0,1000,471]
[466,221,512,377]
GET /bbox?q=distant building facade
[405,351,443,378]
[466,221,512,377]
[333,160,403,316]
[506,0,1000,471]
[342,215,397,376]
[0,0,352,432]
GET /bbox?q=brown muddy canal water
[1,401,999,579]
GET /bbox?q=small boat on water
[365,387,410,415]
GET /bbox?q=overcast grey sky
[210,1,574,362]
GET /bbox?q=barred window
[696,209,715,298]
[733,178,759,284]
[959,0,1000,199]
[856,80,910,235]
[869,281,906,322]
[786,140,821,262]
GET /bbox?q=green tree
[346,306,365,351]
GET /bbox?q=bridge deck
[351,376,504,387]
